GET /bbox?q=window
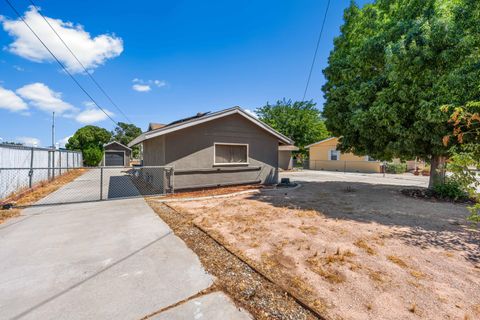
[329,149,340,161]
[366,156,376,162]
[214,143,248,165]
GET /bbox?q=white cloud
[57,135,72,148]
[132,78,166,92]
[0,86,28,112]
[75,104,113,124]
[1,6,123,73]
[132,84,151,92]
[17,136,40,147]
[153,80,166,87]
[16,82,77,114]
[244,108,258,118]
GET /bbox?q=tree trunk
[428,155,446,189]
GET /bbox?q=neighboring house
[129,107,294,190]
[278,145,299,170]
[306,137,382,173]
[102,141,132,166]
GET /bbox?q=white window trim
[329,149,340,161]
[213,142,249,165]
[365,155,377,162]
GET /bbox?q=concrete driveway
[0,172,250,319]
[282,169,429,187]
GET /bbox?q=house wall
[278,150,293,170]
[309,137,381,173]
[143,113,279,189]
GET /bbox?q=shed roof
[104,141,132,151]
[128,106,294,147]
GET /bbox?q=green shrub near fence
[385,163,407,174]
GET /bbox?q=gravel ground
[169,171,480,320]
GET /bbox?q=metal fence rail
[1,166,174,206]
[0,144,82,199]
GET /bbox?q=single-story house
[278,145,299,170]
[129,106,294,190]
[306,137,382,173]
[102,141,132,166]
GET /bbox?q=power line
[302,0,331,101]
[28,0,133,124]
[4,0,118,126]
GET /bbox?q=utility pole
[52,111,55,149]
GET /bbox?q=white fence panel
[0,145,82,200]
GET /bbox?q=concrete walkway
[0,173,250,319]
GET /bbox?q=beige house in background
[306,137,383,173]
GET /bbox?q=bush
[385,163,407,174]
[467,203,480,227]
[433,180,468,200]
[83,147,103,166]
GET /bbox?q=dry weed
[354,239,376,255]
[299,225,318,235]
[388,255,408,269]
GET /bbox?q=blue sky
[0,0,369,147]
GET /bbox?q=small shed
[103,141,131,166]
[278,145,299,170]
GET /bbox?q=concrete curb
[154,183,302,203]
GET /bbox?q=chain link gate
[1,166,174,206]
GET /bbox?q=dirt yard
[166,171,480,320]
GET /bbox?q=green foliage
[66,125,111,166]
[322,0,480,186]
[467,203,480,226]
[385,163,407,174]
[256,99,330,155]
[433,179,468,200]
[111,122,142,158]
[445,103,480,225]
[82,147,104,166]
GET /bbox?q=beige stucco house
[129,107,294,190]
[306,137,383,173]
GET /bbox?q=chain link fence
[0,144,83,199]
[1,166,174,206]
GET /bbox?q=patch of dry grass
[354,239,376,255]
[299,225,318,235]
[305,251,351,283]
[387,255,408,269]
[0,208,21,224]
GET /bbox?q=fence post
[100,167,104,200]
[344,160,347,173]
[52,150,55,180]
[59,151,62,176]
[48,150,51,180]
[28,147,34,188]
[66,151,69,171]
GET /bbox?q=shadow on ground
[250,181,480,263]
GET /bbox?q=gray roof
[128,106,294,147]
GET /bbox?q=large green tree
[66,125,111,166]
[256,99,330,156]
[111,122,142,158]
[322,0,480,188]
